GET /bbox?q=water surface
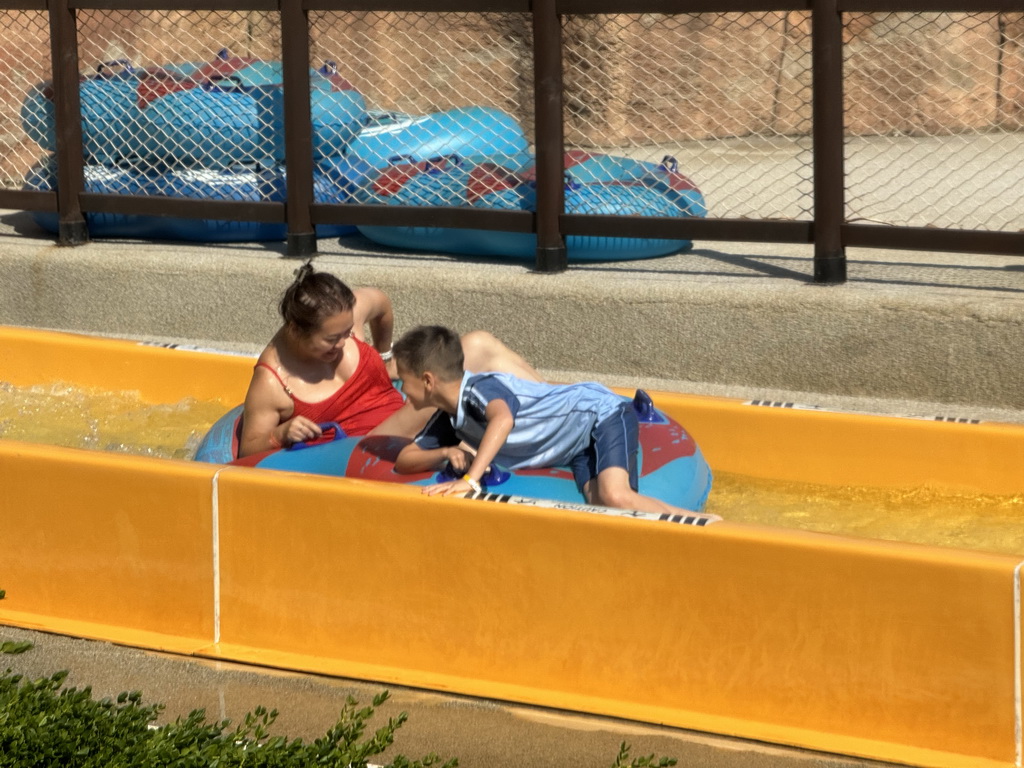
[3,381,1021,556]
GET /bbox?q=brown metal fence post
[48,0,88,245]
[811,0,846,283]
[281,0,316,257]
[531,0,567,272]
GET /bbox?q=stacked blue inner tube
[21,55,368,169]
[21,53,705,258]
[22,158,365,242]
[20,50,529,242]
[349,150,708,261]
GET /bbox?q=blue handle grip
[288,422,346,451]
[202,75,251,93]
[434,462,510,488]
[95,59,135,79]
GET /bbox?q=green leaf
[0,641,33,655]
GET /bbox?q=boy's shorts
[570,401,639,493]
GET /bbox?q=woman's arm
[238,368,320,457]
[353,286,396,375]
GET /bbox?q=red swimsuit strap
[255,341,372,410]
[254,361,293,397]
[255,341,402,435]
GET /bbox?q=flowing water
[2,381,1022,556]
[705,472,1023,556]
[0,381,227,460]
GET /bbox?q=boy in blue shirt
[393,325,709,518]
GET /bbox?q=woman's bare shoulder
[249,338,287,391]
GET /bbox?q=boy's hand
[423,478,474,497]
[443,447,470,472]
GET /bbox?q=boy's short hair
[393,325,465,381]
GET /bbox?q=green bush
[0,668,680,768]
[0,590,33,656]
[0,671,456,768]
[612,742,677,768]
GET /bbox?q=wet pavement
[0,626,898,768]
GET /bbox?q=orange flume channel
[1,325,1021,768]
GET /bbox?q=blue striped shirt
[414,371,623,470]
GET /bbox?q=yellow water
[0,381,227,460]
[2,382,1022,556]
[705,473,1023,556]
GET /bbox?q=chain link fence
[561,12,814,221]
[0,8,1021,235]
[13,9,294,239]
[0,9,50,188]
[844,12,1024,231]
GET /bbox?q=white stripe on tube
[467,491,721,526]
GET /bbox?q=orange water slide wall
[213,471,1023,768]
[1,443,217,649]
[0,327,1021,767]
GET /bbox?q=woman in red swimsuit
[239,264,540,457]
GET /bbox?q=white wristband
[462,474,482,493]
[379,346,393,362]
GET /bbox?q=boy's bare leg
[461,330,543,382]
[591,467,722,521]
[368,400,433,438]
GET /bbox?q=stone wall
[843,12,1020,135]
